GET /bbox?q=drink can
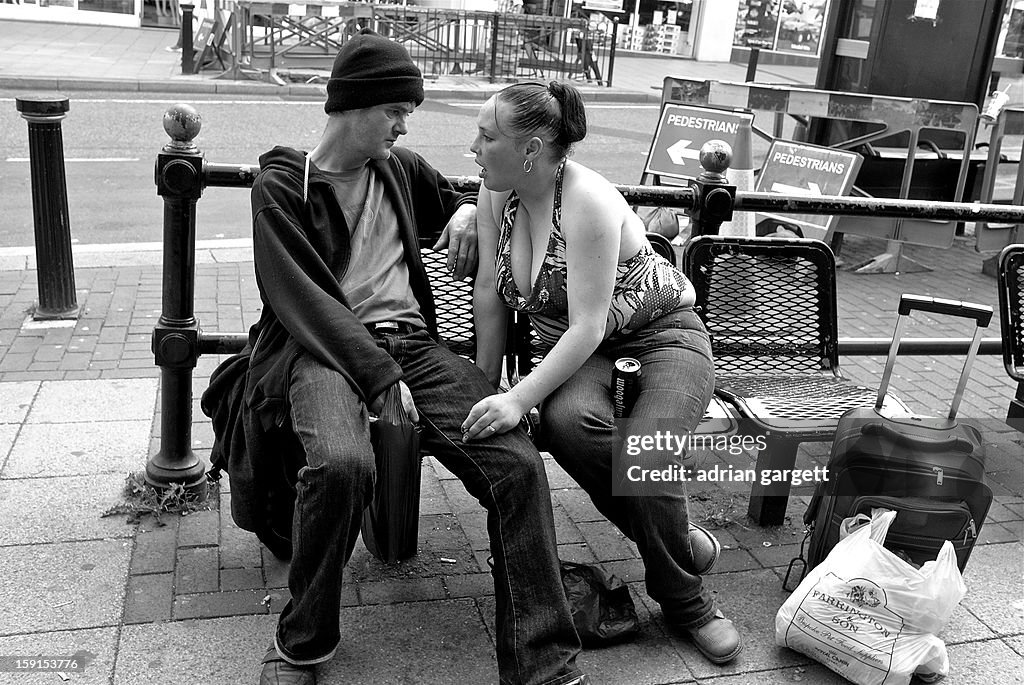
[612,357,642,419]
[981,90,1010,122]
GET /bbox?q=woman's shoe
[686,610,742,664]
[259,645,315,685]
[688,522,721,575]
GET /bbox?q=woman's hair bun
[548,81,587,145]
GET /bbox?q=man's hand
[461,392,525,442]
[432,203,478,281]
[370,381,420,424]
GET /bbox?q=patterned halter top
[494,163,693,348]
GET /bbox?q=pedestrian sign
[644,104,755,181]
[755,140,863,240]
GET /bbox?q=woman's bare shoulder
[562,161,630,214]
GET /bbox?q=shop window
[735,0,779,49]
[777,0,826,53]
[850,0,876,40]
[1000,0,1024,58]
[78,0,133,12]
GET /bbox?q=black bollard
[488,13,500,84]
[745,47,760,83]
[148,103,207,500]
[606,18,618,88]
[687,140,736,237]
[181,3,195,75]
[16,95,79,320]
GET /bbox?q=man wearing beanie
[215,30,587,685]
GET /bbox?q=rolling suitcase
[791,294,994,586]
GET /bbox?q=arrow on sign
[667,140,700,165]
[771,182,822,196]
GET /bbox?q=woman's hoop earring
[523,159,533,174]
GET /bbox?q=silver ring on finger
[486,425,496,433]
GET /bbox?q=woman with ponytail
[461,81,741,665]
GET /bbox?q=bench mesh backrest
[1002,246,1024,381]
[420,248,475,358]
[685,237,839,377]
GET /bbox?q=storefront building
[596,0,831,61]
[0,0,143,27]
[2,0,1022,70]
[575,0,829,62]
[596,0,1024,70]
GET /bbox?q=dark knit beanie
[324,29,424,114]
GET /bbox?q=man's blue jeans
[540,308,718,629]
[276,329,583,685]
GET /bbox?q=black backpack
[201,349,296,561]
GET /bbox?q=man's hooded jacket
[202,145,473,557]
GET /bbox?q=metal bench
[998,243,1024,430]
[154,107,1017,539]
[681,235,909,526]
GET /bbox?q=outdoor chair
[997,243,1024,430]
[682,235,909,526]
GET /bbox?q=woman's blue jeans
[540,308,718,629]
[277,330,583,685]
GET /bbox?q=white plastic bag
[636,205,683,240]
[776,509,967,685]
[839,512,872,541]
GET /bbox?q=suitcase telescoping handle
[896,294,993,326]
[876,294,994,419]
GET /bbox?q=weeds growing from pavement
[102,471,216,525]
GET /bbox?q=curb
[0,239,255,271]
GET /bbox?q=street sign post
[644,103,755,182]
[755,140,862,240]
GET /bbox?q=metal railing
[236,2,615,85]
[150,108,1023,498]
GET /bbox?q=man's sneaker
[685,610,742,664]
[259,644,316,685]
[688,522,722,575]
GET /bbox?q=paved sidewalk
[0,15,1022,685]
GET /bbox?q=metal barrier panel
[661,77,979,252]
[236,2,610,84]
[975,107,1024,253]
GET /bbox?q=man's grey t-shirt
[322,165,425,330]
